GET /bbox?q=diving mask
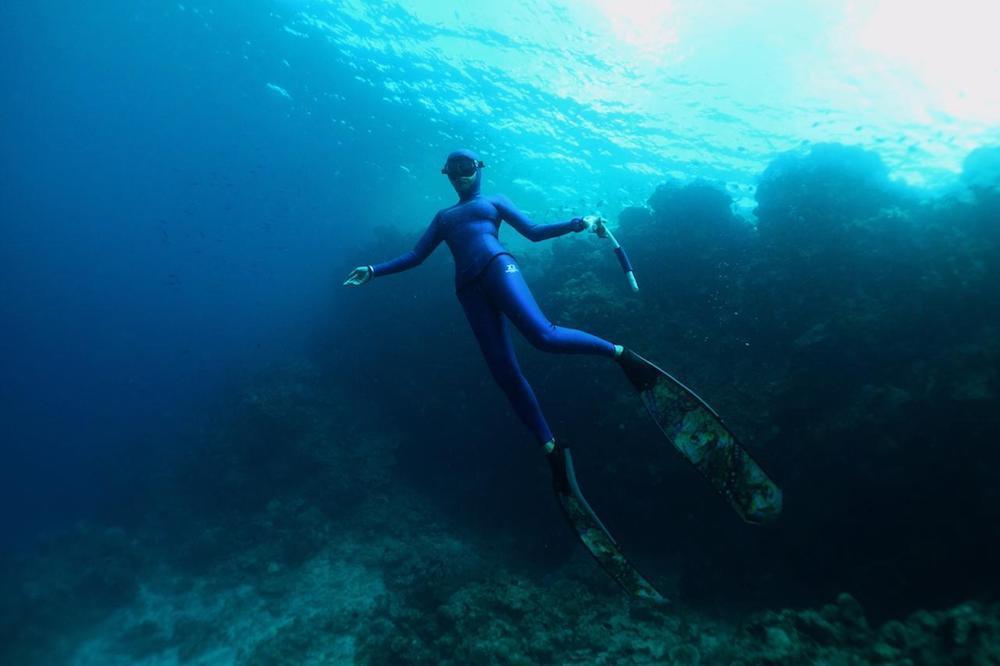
[441,157,485,179]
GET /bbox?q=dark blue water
[0,0,384,540]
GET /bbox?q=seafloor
[3,357,998,665]
[5,475,999,664]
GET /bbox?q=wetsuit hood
[445,148,483,201]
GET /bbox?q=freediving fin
[617,348,783,524]
[548,446,666,604]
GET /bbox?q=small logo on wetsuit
[505,263,519,274]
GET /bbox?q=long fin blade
[556,450,667,604]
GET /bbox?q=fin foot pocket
[546,445,571,495]
[616,348,661,391]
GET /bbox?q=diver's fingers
[344,266,373,286]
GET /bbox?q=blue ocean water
[2,1,999,663]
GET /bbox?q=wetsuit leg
[457,279,555,445]
[482,255,616,357]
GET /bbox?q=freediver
[343,150,777,600]
[343,149,639,491]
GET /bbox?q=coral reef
[7,497,999,665]
[2,523,150,665]
[743,595,1000,666]
[529,143,1000,616]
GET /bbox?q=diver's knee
[527,325,561,352]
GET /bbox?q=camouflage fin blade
[556,449,666,604]
[632,353,783,524]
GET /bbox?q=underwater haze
[2,0,1000,663]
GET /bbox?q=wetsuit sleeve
[370,215,442,278]
[493,195,585,242]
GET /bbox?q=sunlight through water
[290,0,999,200]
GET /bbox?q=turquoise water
[289,1,1000,190]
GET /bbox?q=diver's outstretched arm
[345,214,443,286]
[493,194,597,242]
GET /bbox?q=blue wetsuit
[371,150,616,445]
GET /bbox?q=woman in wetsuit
[344,149,627,473]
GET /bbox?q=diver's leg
[484,256,617,357]
[457,281,555,446]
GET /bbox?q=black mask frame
[441,158,485,178]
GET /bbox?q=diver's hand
[343,265,373,286]
[582,214,609,238]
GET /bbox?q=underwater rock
[962,146,1000,199]
[755,143,895,239]
[0,522,149,665]
[648,179,736,227]
[361,571,688,665]
[741,595,1000,665]
[618,205,653,232]
[645,179,752,258]
[358,571,1000,666]
[5,482,1000,666]
[668,643,701,665]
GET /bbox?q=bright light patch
[584,0,680,59]
[846,0,1000,123]
[301,0,1000,190]
[266,83,291,99]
